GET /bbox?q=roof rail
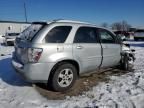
[32,19,64,25]
[32,19,92,25]
[53,19,91,25]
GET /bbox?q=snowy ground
[0,41,144,108]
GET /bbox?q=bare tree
[111,22,122,31]
[111,21,131,31]
[121,20,131,31]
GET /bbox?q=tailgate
[14,41,30,64]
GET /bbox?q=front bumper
[5,39,15,45]
[12,59,55,83]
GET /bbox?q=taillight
[28,48,43,63]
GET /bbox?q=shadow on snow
[0,57,31,87]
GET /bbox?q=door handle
[76,46,83,49]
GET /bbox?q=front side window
[74,27,97,43]
[99,29,116,43]
[45,26,72,43]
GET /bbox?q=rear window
[18,24,44,41]
[45,26,72,43]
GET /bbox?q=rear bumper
[12,59,55,83]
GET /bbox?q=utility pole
[24,2,28,22]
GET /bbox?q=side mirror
[2,35,5,37]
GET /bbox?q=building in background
[0,21,31,36]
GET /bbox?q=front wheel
[49,63,77,92]
[120,54,129,71]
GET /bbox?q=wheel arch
[48,59,80,82]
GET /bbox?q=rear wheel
[49,63,77,92]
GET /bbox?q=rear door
[73,27,102,73]
[98,29,121,68]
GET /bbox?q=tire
[49,63,77,92]
[121,54,129,71]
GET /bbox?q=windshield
[7,33,19,36]
[18,24,43,41]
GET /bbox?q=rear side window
[74,27,97,43]
[45,26,72,43]
[99,29,116,43]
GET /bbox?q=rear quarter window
[45,26,72,43]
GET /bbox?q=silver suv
[12,20,123,92]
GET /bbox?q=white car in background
[0,34,5,44]
[134,30,144,41]
[4,33,20,45]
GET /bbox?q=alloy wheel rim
[57,68,73,87]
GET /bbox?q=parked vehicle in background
[12,20,135,92]
[114,31,130,41]
[4,33,20,45]
[134,29,144,41]
[0,34,5,44]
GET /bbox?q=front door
[98,29,121,68]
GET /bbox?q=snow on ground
[0,41,144,108]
